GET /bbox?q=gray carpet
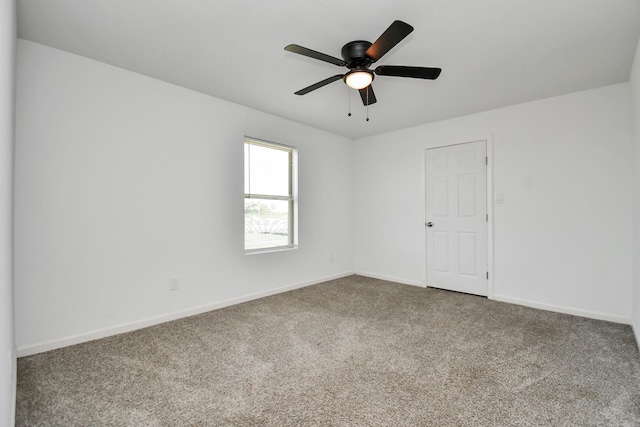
[16,275,640,426]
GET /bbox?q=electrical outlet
[170,277,180,291]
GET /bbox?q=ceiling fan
[284,20,441,106]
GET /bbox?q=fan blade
[358,85,377,106]
[294,74,344,95]
[285,44,346,66]
[365,20,414,63]
[375,66,441,80]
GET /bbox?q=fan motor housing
[341,40,373,68]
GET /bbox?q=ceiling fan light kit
[284,20,441,110]
[344,70,374,90]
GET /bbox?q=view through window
[244,138,297,252]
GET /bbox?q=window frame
[244,137,298,254]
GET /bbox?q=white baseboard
[16,271,354,358]
[20,273,633,358]
[354,271,424,288]
[493,294,632,325]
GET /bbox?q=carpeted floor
[16,275,640,426]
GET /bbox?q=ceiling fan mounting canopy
[341,40,373,68]
[284,20,442,106]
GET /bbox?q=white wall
[631,35,640,345]
[0,0,16,424]
[354,83,633,322]
[14,40,354,354]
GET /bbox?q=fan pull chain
[366,88,370,122]
[348,88,351,117]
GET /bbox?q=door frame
[423,136,494,299]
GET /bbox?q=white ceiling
[16,0,640,140]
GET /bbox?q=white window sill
[244,245,298,255]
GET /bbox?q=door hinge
[486,214,488,221]
[486,272,489,279]
[485,156,488,165]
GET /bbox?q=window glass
[245,144,290,197]
[244,138,297,252]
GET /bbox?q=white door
[425,140,487,296]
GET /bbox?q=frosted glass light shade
[345,71,373,89]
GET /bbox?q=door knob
[426,222,434,227]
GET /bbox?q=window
[244,138,297,252]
